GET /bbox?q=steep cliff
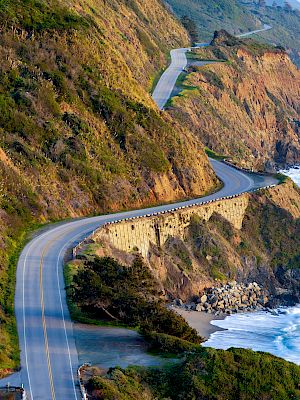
[168,32,300,170]
[150,181,300,304]
[0,0,218,375]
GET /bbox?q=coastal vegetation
[67,255,203,354]
[87,348,300,399]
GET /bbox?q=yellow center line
[38,226,77,400]
[40,243,56,400]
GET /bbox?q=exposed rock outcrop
[168,31,300,171]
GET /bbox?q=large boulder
[200,294,207,304]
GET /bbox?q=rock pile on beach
[174,281,269,315]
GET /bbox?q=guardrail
[222,159,271,176]
[77,363,90,400]
[71,183,277,258]
[0,385,27,399]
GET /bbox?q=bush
[143,331,201,354]
[88,347,300,400]
[0,0,85,32]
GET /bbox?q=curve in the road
[0,25,276,400]
[152,24,272,110]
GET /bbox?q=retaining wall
[95,194,249,258]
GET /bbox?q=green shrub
[143,331,201,354]
[0,0,85,32]
[88,347,300,400]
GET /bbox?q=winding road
[0,24,276,400]
[152,23,272,110]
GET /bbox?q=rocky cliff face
[168,31,300,171]
[158,181,300,306]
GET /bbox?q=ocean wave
[203,305,300,364]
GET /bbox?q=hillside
[168,31,300,170]
[166,0,300,67]
[165,0,261,40]
[0,0,218,375]
[240,0,300,66]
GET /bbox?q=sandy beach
[173,307,226,339]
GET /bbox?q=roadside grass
[186,52,226,63]
[0,217,84,376]
[205,147,229,160]
[164,72,198,107]
[274,172,289,185]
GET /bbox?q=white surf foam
[204,305,300,364]
[280,166,300,187]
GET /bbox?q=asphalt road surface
[0,23,276,400]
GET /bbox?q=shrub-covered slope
[240,0,300,67]
[0,0,218,375]
[166,0,300,67]
[66,255,203,353]
[87,348,300,400]
[168,31,300,170]
[165,0,260,40]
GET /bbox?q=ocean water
[280,165,300,187]
[204,166,300,363]
[203,306,300,364]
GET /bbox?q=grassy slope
[0,0,218,376]
[166,0,300,67]
[165,0,260,40]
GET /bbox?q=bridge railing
[71,182,277,259]
[222,159,272,176]
[77,364,90,400]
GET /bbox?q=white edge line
[56,242,79,400]
[22,244,34,400]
